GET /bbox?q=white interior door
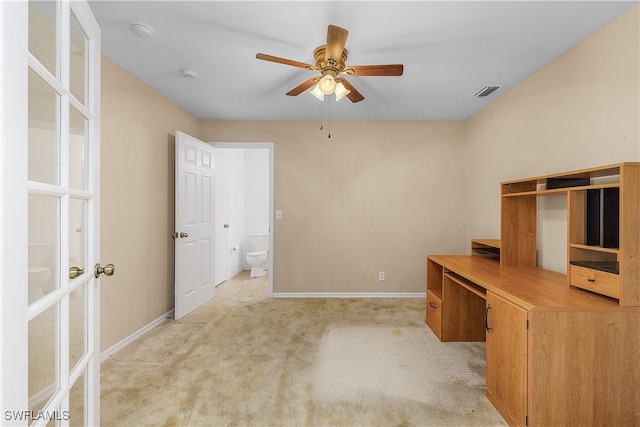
[175,131,215,320]
[214,154,228,286]
[1,1,102,425]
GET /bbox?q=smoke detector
[180,68,197,80]
[130,22,154,38]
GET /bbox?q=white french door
[175,131,216,320]
[1,1,102,426]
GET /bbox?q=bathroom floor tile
[215,270,268,298]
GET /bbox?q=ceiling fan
[256,25,403,103]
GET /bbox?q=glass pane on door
[28,303,59,415]
[69,106,87,190]
[69,369,85,427]
[29,1,57,76]
[28,69,59,185]
[70,10,87,105]
[28,194,60,304]
[69,198,87,271]
[69,284,86,372]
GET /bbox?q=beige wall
[464,5,639,270]
[100,57,201,351]
[99,5,639,349]
[201,120,467,294]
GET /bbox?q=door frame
[213,152,228,286]
[1,0,30,416]
[211,142,274,296]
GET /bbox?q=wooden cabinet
[426,259,443,339]
[426,254,639,426]
[425,290,442,338]
[426,259,485,342]
[485,291,527,427]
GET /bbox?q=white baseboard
[272,292,426,298]
[100,309,174,362]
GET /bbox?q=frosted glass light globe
[318,75,337,94]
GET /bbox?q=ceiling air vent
[473,85,502,98]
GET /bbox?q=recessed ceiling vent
[473,85,502,98]
[180,68,197,80]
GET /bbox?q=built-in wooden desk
[426,254,639,427]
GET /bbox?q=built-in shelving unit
[500,162,640,306]
[425,162,640,426]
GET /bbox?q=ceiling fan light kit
[333,82,350,101]
[256,24,403,104]
[318,75,337,95]
[310,84,325,101]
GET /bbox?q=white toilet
[28,242,51,301]
[246,232,269,278]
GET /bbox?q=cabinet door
[486,292,528,426]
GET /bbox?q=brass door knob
[95,263,115,278]
[69,266,84,280]
[180,232,189,238]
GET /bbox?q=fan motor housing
[313,45,348,76]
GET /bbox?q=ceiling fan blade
[337,78,364,103]
[326,25,348,63]
[256,53,314,70]
[286,78,320,96]
[347,64,404,77]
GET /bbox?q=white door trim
[0,0,30,417]
[214,153,228,286]
[210,142,274,297]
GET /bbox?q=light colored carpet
[101,277,506,426]
[314,326,486,407]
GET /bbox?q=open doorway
[212,142,274,297]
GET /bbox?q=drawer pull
[587,278,595,282]
[428,302,437,309]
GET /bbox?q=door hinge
[526,415,529,425]
[526,319,529,329]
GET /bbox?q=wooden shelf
[471,238,501,249]
[445,272,486,300]
[500,163,629,187]
[569,243,619,254]
[471,239,501,261]
[502,182,620,197]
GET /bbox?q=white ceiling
[88,1,637,121]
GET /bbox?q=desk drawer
[570,265,620,299]
[426,290,442,339]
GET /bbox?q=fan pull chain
[327,97,331,139]
[319,98,324,131]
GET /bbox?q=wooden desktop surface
[427,254,617,310]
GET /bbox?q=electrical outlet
[378,271,385,281]
[276,209,282,219]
